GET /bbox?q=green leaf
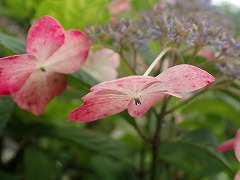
[182,97,240,122]
[159,129,234,177]
[67,70,99,93]
[24,147,57,180]
[35,0,110,30]
[181,129,219,149]
[86,154,137,180]
[50,126,133,165]
[0,96,14,132]
[0,33,25,54]
[5,122,134,167]
[0,170,19,180]
[5,0,38,19]
[72,70,99,86]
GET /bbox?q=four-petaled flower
[68,64,215,122]
[0,15,91,115]
[217,129,240,180]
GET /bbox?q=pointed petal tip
[217,138,235,152]
[155,64,216,92]
[234,129,240,162]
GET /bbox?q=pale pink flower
[198,48,214,60]
[0,16,91,115]
[108,0,131,21]
[82,48,120,82]
[68,64,215,122]
[217,129,240,162]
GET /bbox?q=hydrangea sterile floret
[217,129,240,180]
[217,129,240,162]
[82,48,120,82]
[68,64,215,122]
[0,15,91,115]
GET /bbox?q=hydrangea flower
[217,129,240,180]
[217,129,240,162]
[108,0,130,21]
[68,64,215,122]
[82,48,120,82]
[0,16,91,115]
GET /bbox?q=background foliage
[0,0,240,179]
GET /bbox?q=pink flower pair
[0,16,91,115]
[68,64,215,122]
[0,15,216,123]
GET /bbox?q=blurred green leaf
[0,170,19,180]
[72,70,99,86]
[131,0,158,11]
[4,121,133,166]
[181,129,219,149]
[182,97,240,122]
[50,126,133,166]
[5,0,39,20]
[35,0,110,30]
[67,70,99,93]
[159,129,234,177]
[85,154,137,180]
[0,96,14,132]
[0,33,25,54]
[24,147,57,180]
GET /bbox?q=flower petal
[234,130,240,162]
[128,92,165,117]
[0,55,36,95]
[91,76,159,95]
[155,64,215,92]
[234,171,240,180]
[26,16,65,62]
[12,71,66,115]
[68,93,129,122]
[82,48,119,81]
[46,30,91,74]
[217,138,235,152]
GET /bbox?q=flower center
[40,67,46,72]
[134,98,141,105]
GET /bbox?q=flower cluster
[85,19,148,50]
[85,0,240,79]
[142,8,198,46]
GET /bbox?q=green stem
[188,46,200,64]
[143,47,184,76]
[150,97,169,180]
[119,41,137,75]
[165,89,206,115]
[120,52,137,74]
[138,141,147,180]
[132,47,137,73]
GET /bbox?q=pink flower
[68,64,215,122]
[218,130,240,180]
[198,48,214,60]
[0,16,91,115]
[235,171,240,180]
[108,0,131,21]
[217,129,240,162]
[82,48,120,82]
